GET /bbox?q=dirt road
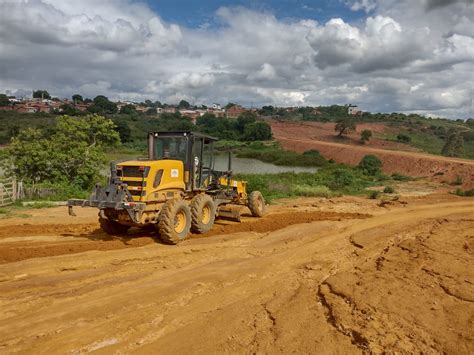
[272,121,474,189]
[0,194,473,353]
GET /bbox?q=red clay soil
[277,121,419,152]
[272,121,474,189]
[0,211,369,264]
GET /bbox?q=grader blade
[217,205,242,222]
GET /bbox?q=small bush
[303,149,321,157]
[292,185,335,198]
[391,173,412,181]
[369,190,380,199]
[454,188,474,197]
[360,129,372,143]
[248,141,266,150]
[383,186,396,193]
[330,169,355,188]
[358,155,383,176]
[397,133,411,143]
[451,175,463,185]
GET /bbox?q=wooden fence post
[12,177,17,202]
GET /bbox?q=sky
[0,0,473,118]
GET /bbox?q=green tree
[0,94,10,106]
[120,104,136,115]
[178,100,191,109]
[360,129,372,143]
[33,90,51,99]
[442,129,465,157]
[335,118,356,137]
[58,104,81,116]
[243,121,272,141]
[466,118,474,127]
[88,95,118,114]
[114,121,132,143]
[72,94,83,103]
[236,112,257,134]
[225,102,236,109]
[1,114,120,189]
[358,155,382,176]
[258,105,275,116]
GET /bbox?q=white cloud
[349,0,378,13]
[0,0,473,118]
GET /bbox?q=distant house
[226,104,247,118]
[135,105,148,113]
[74,102,91,112]
[348,105,362,116]
[179,110,201,123]
[207,108,225,118]
[211,103,221,110]
[162,106,177,113]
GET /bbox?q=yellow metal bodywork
[116,160,248,216]
[218,176,248,201]
[117,160,185,203]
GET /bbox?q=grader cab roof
[149,131,218,142]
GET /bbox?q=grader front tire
[158,199,192,244]
[248,191,266,217]
[190,194,216,234]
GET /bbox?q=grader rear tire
[99,216,130,235]
[157,199,192,244]
[248,191,266,217]
[190,194,216,234]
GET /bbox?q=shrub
[383,186,395,193]
[330,169,355,188]
[397,133,411,143]
[391,173,412,181]
[442,130,465,157]
[303,149,321,157]
[360,129,372,143]
[369,190,380,199]
[454,188,474,197]
[451,175,463,185]
[358,155,383,176]
[291,185,335,198]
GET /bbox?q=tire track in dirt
[0,211,370,264]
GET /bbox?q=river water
[213,155,318,174]
[100,155,319,175]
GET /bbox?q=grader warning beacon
[67,131,266,244]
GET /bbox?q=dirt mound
[272,121,474,189]
[199,211,369,238]
[0,211,369,264]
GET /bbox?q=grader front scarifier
[67,131,266,244]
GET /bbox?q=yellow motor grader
[67,131,266,244]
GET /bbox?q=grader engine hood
[116,160,185,202]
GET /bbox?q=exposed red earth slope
[272,121,474,189]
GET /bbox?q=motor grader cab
[67,131,266,244]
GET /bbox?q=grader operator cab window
[148,132,217,191]
[154,137,187,162]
